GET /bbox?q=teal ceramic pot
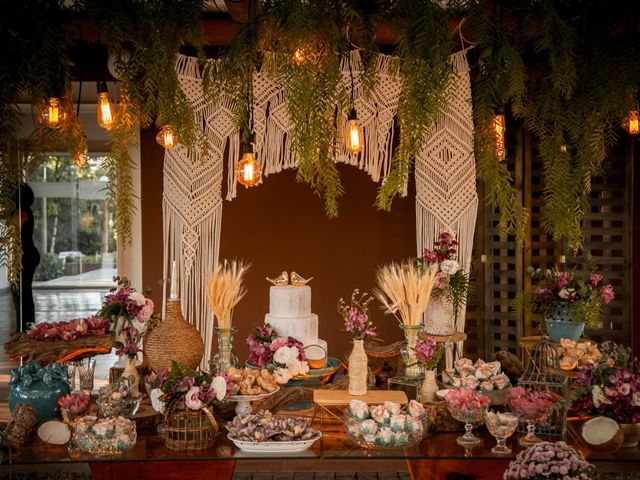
[545,302,585,343]
[9,363,70,421]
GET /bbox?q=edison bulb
[625,110,639,135]
[235,151,262,188]
[40,97,66,127]
[493,114,506,160]
[156,125,177,149]
[96,82,115,130]
[345,108,363,154]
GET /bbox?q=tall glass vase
[401,324,424,377]
[210,327,238,374]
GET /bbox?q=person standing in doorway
[12,183,40,332]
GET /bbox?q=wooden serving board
[312,389,408,406]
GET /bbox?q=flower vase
[348,340,368,396]
[420,369,438,403]
[424,296,455,335]
[210,327,238,374]
[122,357,141,394]
[401,324,424,378]
[544,301,585,342]
[9,364,69,421]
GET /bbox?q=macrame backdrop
[164,51,476,368]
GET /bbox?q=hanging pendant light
[345,49,363,154]
[624,110,639,135]
[39,97,66,128]
[96,81,115,130]
[236,133,262,188]
[345,107,363,154]
[493,114,506,160]
[156,125,177,149]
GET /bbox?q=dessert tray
[228,430,322,453]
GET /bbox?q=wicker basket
[145,299,205,373]
[163,407,218,451]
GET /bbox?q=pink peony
[185,386,202,410]
[600,284,615,304]
[445,387,490,418]
[556,271,571,289]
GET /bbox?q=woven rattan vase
[144,299,204,373]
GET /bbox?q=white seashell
[37,420,71,445]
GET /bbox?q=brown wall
[141,136,417,362]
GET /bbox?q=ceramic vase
[9,364,69,420]
[348,339,368,396]
[122,357,141,393]
[424,296,455,335]
[420,369,438,403]
[544,301,585,342]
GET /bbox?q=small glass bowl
[96,394,144,418]
[72,415,137,455]
[344,409,428,449]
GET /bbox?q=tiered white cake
[265,285,328,354]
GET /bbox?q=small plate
[228,431,321,453]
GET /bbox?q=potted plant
[514,265,614,342]
[420,232,472,336]
[338,289,378,395]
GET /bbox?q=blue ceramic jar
[9,363,70,421]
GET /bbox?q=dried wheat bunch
[374,260,438,326]
[207,259,250,329]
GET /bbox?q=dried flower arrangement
[207,260,250,329]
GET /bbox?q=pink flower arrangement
[58,393,92,416]
[414,336,444,371]
[99,277,156,359]
[419,232,470,319]
[445,387,491,418]
[337,289,377,341]
[28,316,110,341]
[507,386,561,421]
[144,370,169,390]
[161,362,232,412]
[246,324,306,367]
[519,265,614,330]
[504,441,593,480]
[571,346,640,424]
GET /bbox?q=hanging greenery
[466,0,640,251]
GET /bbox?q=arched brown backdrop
[141,126,417,361]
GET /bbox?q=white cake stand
[228,388,279,416]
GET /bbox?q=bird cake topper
[266,271,313,286]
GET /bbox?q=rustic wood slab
[313,389,408,406]
[4,333,113,366]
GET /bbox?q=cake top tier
[269,285,312,318]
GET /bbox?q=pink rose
[600,285,615,304]
[589,273,603,286]
[619,383,631,396]
[137,299,154,322]
[422,248,439,265]
[185,386,202,410]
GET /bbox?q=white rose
[558,288,570,299]
[211,376,228,402]
[128,291,146,306]
[440,259,460,276]
[273,346,292,365]
[633,393,640,407]
[288,359,309,377]
[592,385,609,408]
[150,388,165,413]
[273,367,292,385]
[288,347,300,364]
[131,318,145,335]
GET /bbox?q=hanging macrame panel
[164,52,476,368]
[163,55,239,368]
[415,49,478,360]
